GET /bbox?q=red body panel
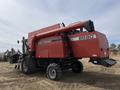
[28,21,109,59]
[28,24,61,51]
[28,21,87,51]
[69,31,109,58]
[34,31,109,59]
[97,32,109,57]
[36,36,65,58]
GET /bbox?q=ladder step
[104,59,116,67]
[90,58,117,67]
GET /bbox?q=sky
[0,0,120,52]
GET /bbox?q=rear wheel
[72,61,83,73]
[21,56,36,74]
[46,63,62,80]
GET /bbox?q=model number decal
[70,34,96,41]
[38,34,97,45]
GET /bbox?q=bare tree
[117,44,120,51]
[110,43,116,51]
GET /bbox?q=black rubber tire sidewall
[46,63,62,80]
[72,61,83,73]
[21,56,36,74]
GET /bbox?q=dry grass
[0,54,120,90]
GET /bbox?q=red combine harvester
[11,20,116,80]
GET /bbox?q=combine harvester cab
[11,20,116,80]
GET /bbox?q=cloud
[0,41,21,52]
[94,2,120,43]
[0,0,119,51]
[0,18,13,27]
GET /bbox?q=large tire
[21,56,36,74]
[46,63,62,80]
[72,61,83,73]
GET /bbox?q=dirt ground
[0,55,120,90]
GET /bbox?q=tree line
[109,43,120,54]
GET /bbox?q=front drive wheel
[21,56,36,74]
[72,61,83,73]
[46,63,62,80]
